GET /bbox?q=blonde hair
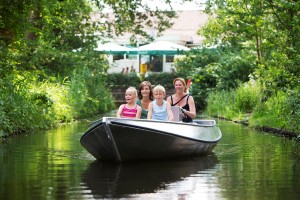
[153,85,166,94]
[173,77,186,88]
[126,86,138,97]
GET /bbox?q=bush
[143,72,185,89]
[234,82,260,113]
[281,88,300,133]
[68,67,116,119]
[0,67,116,137]
[106,73,141,89]
[206,80,261,121]
[250,90,286,129]
[106,72,185,91]
[0,73,57,135]
[205,89,236,119]
[175,47,257,111]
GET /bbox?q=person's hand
[180,107,187,118]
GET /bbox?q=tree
[201,0,300,90]
[0,0,183,134]
[0,0,178,74]
[89,0,176,44]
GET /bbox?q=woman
[136,81,153,119]
[166,77,196,122]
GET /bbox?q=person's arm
[166,102,174,121]
[135,106,142,119]
[147,102,153,119]
[182,96,196,119]
[116,104,124,118]
[166,95,172,105]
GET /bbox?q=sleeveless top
[152,100,168,121]
[170,94,193,122]
[121,104,138,118]
[136,99,148,119]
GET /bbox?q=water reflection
[2,117,300,200]
[81,155,219,199]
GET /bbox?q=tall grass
[206,81,260,122]
[0,72,57,136]
[0,68,115,137]
[206,80,300,135]
[250,89,300,134]
[249,90,286,129]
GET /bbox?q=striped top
[122,104,138,118]
[152,100,168,121]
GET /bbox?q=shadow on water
[81,154,219,198]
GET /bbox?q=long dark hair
[138,81,153,100]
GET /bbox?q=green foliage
[0,68,116,136]
[202,0,300,92]
[205,89,236,119]
[217,48,257,89]
[176,48,221,75]
[0,0,181,136]
[0,72,56,135]
[234,82,260,113]
[281,88,300,134]
[175,47,256,111]
[143,72,185,89]
[106,72,186,92]
[90,1,176,44]
[69,67,115,118]
[206,81,261,121]
[250,91,287,130]
[176,48,221,110]
[106,73,142,89]
[206,70,299,135]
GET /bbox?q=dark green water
[0,116,299,200]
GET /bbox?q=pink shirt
[121,104,138,118]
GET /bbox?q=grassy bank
[205,81,300,138]
[0,70,116,138]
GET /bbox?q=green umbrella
[95,42,138,55]
[138,41,190,55]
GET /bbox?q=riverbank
[215,114,300,140]
[205,82,300,140]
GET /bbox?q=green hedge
[106,72,185,91]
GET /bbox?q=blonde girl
[116,87,142,118]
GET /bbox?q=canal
[0,114,299,199]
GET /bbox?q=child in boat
[116,86,142,119]
[147,85,174,121]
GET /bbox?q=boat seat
[171,106,183,122]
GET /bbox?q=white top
[152,100,168,121]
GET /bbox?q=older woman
[166,77,196,122]
[136,81,153,119]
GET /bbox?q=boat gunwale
[108,120,222,143]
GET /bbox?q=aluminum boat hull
[80,117,222,161]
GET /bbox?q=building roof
[159,10,209,45]
[90,10,209,47]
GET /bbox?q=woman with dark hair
[136,81,153,119]
[166,77,196,122]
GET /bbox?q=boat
[80,117,222,162]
